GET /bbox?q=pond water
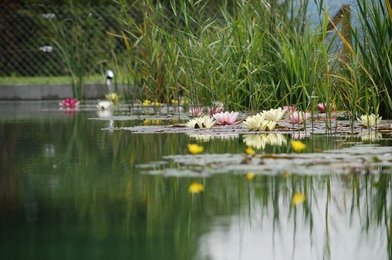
[1,101,392,260]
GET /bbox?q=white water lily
[260,120,277,131]
[242,113,265,130]
[186,116,216,129]
[242,113,277,131]
[97,100,113,110]
[262,108,286,121]
[213,111,239,125]
[357,113,382,128]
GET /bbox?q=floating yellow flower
[188,182,204,194]
[143,99,151,106]
[245,172,256,181]
[244,147,256,156]
[290,140,306,153]
[292,192,306,205]
[188,144,204,154]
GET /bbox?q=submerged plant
[186,116,216,129]
[213,111,239,125]
[357,114,382,128]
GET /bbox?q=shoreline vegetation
[2,0,392,118]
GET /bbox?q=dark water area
[1,101,392,260]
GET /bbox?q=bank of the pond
[0,84,129,100]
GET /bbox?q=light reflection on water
[198,176,387,260]
[0,101,391,260]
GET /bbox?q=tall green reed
[47,5,112,99]
[115,0,392,117]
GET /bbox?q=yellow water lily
[143,99,151,106]
[290,140,306,153]
[292,192,306,205]
[188,144,204,154]
[188,182,204,194]
[244,146,256,156]
[245,172,256,181]
[105,92,119,105]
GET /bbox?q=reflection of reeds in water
[187,133,239,142]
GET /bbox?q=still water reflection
[0,101,391,260]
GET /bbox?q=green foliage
[46,5,118,98]
[114,0,392,117]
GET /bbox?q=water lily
[317,103,335,113]
[244,147,256,156]
[213,111,239,125]
[105,92,119,105]
[59,98,79,109]
[260,120,277,131]
[357,113,382,128]
[242,113,277,131]
[262,108,286,121]
[242,114,264,131]
[245,172,256,181]
[188,144,204,154]
[188,182,204,194]
[292,192,306,205]
[186,116,216,129]
[207,101,224,115]
[97,100,113,110]
[189,106,204,117]
[283,105,297,113]
[289,111,311,124]
[290,140,306,153]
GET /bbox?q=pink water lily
[283,105,297,113]
[317,103,335,113]
[213,111,239,125]
[189,107,204,117]
[59,98,79,109]
[207,101,224,115]
[289,111,311,124]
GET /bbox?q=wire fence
[0,4,127,77]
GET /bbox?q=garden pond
[1,101,392,260]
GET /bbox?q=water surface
[1,101,391,260]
